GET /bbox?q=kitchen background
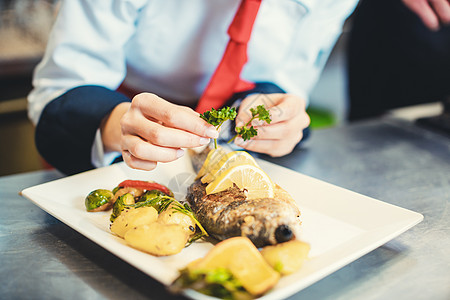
[0,0,59,176]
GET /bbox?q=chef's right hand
[101,93,218,171]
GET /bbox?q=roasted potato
[110,206,158,238]
[260,240,310,275]
[124,222,189,256]
[190,237,280,296]
[157,203,196,236]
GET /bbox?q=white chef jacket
[28,0,358,166]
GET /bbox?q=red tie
[195,0,262,113]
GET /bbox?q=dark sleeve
[35,85,131,175]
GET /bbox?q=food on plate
[85,179,207,256]
[157,203,197,235]
[110,206,158,238]
[187,147,302,247]
[172,268,249,300]
[195,146,228,180]
[125,222,190,256]
[205,164,274,199]
[171,237,280,298]
[111,187,143,205]
[85,189,114,212]
[110,192,136,221]
[200,151,259,184]
[260,240,310,275]
[116,179,173,196]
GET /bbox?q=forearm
[35,85,131,175]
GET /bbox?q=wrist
[100,102,130,152]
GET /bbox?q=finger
[268,95,305,124]
[128,115,211,148]
[236,93,284,127]
[430,0,450,24]
[249,116,307,140]
[122,135,185,163]
[235,138,299,157]
[133,93,218,138]
[403,0,440,30]
[122,150,158,171]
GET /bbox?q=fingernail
[236,121,244,127]
[176,149,185,158]
[205,127,219,138]
[199,137,210,145]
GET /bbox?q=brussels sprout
[112,187,143,205]
[110,193,135,222]
[85,189,114,212]
[135,190,167,209]
[112,186,121,195]
[139,189,165,201]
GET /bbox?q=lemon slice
[206,164,274,199]
[201,151,259,184]
[195,147,227,179]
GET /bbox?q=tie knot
[227,0,262,44]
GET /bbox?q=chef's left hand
[234,93,310,157]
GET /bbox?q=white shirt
[28,0,358,166]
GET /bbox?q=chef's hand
[402,0,450,31]
[233,93,310,157]
[101,93,218,170]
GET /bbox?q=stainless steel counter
[1,117,449,300]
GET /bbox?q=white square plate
[21,155,423,299]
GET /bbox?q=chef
[28,0,359,175]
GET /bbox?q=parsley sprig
[228,105,271,143]
[200,107,237,148]
[200,105,272,147]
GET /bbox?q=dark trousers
[348,0,450,120]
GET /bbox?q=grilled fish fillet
[186,149,301,248]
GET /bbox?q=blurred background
[0,0,58,176]
[0,0,448,176]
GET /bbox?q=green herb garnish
[228,104,271,143]
[199,105,272,147]
[170,268,251,300]
[200,107,237,148]
[170,201,209,239]
[273,261,284,273]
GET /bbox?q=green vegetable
[229,104,271,143]
[170,268,251,300]
[110,193,135,222]
[200,107,237,149]
[234,125,258,141]
[85,189,114,212]
[273,261,284,273]
[112,185,121,195]
[136,189,166,204]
